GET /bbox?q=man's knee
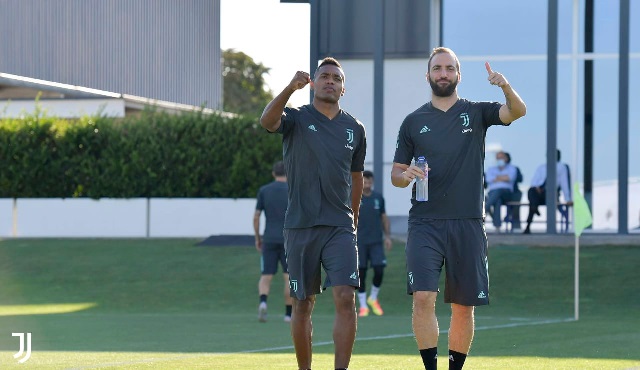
[413,291,437,313]
[293,296,315,316]
[372,265,384,277]
[333,286,355,309]
[451,303,474,319]
[260,274,274,283]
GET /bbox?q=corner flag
[573,183,592,237]
[572,182,592,321]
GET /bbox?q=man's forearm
[502,84,527,120]
[391,168,411,188]
[382,215,391,237]
[260,87,295,132]
[253,216,260,238]
[351,173,364,228]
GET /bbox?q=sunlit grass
[0,303,97,316]
[0,352,637,369]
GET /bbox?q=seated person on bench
[505,152,524,230]
[524,149,573,234]
[485,151,517,231]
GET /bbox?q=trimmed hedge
[0,110,283,198]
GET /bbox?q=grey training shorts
[358,242,387,269]
[405,218,489,306]
[284,226,359,300]
[261,242,288,275]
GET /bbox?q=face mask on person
[496,159,506,167]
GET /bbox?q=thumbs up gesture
[485,62,509,88]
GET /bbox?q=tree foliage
[222,49,274,116]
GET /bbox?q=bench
[504,202,572,233]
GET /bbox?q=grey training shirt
[275,104,366,229]
[357,191,386,245]
[393,99,505,219]
[255,180,288,244]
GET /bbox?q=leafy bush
[0,110,282,198]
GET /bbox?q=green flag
[573,183,593,237]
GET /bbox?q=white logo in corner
[308,124,317,132]
[290,279,298,292]
[477,291,487,299]
[349,272,358,280]
[12,332,32,363]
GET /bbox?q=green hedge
[0,110,283,198]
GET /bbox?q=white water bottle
[415,156,428,201]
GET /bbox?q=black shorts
[261,242,288,275]
[405,218,489,306]
[358,242,387,269]
[284,226,359,300]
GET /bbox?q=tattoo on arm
[504,91,513,111]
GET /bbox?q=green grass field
[0,238,638,369]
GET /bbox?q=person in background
[253,160,292,323]
[357,170,393,317]
[503,152,523,230]
[484,151,516,232]
[523,149,573,234]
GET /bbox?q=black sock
[419,347,437,370]
[259,294,267,303]
[448,350,467,370]
[285,304,292,316]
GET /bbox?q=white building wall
[0,198,257,238]
[0,178,636,238]
[0,99,126,118]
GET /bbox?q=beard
[429,76,458,97]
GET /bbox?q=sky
[220,0,310,108]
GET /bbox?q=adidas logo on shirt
[419,125,431,134]
[308,124,317,132]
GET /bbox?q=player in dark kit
[357,171,392,317]
[254,161,293,323]
[391,47,526,370]
[260,57,366,370]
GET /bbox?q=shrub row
[0,110,282,198]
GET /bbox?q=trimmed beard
[429,77,458,97]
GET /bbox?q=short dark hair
[314,57,344,80]
[557,149,561,161]
[427,47,461,74]
[504,152,512,163]
[363,170,374,179]
[272,161,285,177]
[318,57,341,69]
